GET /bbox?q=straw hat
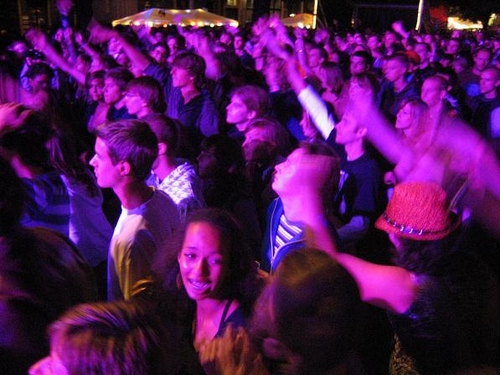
[375,182,460,240]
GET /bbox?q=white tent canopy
[447,17,483,30]
[112,8,238,28]
[281,13,315,29]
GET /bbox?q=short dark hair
[309,43,328,60]
[142,113,180,158]
[251,249,359,373]
[104,67,134,92]
[351,50,373,67]
[386,52,410,69]
[85,69,105,88]
[95,119,158,181]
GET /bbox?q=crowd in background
[0,1,500,373]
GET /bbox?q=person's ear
[158,142,168,156]
[357,126,368,138]
[118,160,131,176]
[247,109,257,120]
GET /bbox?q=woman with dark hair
[151,208,260,359]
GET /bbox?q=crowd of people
[1,1,500,373]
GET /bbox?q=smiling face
[150,45,168,65]
[178,222,228,302]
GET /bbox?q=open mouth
[189,279,210,290]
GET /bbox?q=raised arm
[348,80,406,165]
[26,29,86,85]
[75,31,100,60]
[261,25,335,139]
[304,209,418,313]
[88,21,151,72]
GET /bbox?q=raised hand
[87,18,116,44]
[0,103,32,136]
[25,28,49,51]
[56,0,74,15]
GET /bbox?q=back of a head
[142,113,180,158]
[260,249,359,373]
[95,119,158,181]
[26,62,53,80]
[247,117,291,157]
[48,301,179,375]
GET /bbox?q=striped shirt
[272,213,303,264]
